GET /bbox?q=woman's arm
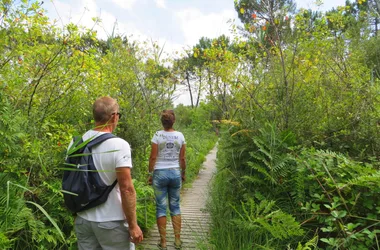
[149,143,158,173]
[179,144,186,181]
[148,143,158,185]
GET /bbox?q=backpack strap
[87,133,119,187]
[110,179,118,189]
[87,133,117,149]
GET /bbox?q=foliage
[245,122,296,186]
[209,119,380,249]
[292,235,318,250]
[134,179,156,232]
[0,173,68,249]
[296,149,380,249]
[208,121,304,249]
[231,198,304,240]
[220,0,379,162]
[175,102,217,131]
[0,97,27,174]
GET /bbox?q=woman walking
[148,110,186,250]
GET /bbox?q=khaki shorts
[75,216,135,250]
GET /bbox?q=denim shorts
[153,168,182,218]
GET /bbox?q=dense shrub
[208,121,380,249]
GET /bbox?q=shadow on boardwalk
[139,145,217,250]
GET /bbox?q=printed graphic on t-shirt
[159,140,180,160]
[152,131,185,169]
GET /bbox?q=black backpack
[62,133,118,213]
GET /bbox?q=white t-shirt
[73,130,132,222]
[151,130,186,170]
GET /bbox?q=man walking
[73,96,143,249]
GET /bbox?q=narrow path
[139,145,217,250]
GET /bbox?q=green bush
[295,149,380,249]
[0,100,27,174]
[0,173,68,250]
[208,120,380,249]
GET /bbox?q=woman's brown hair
[161,110,175,130]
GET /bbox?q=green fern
[0,100,27,174]
[292,165,307,205]
[0,173,66,249]
[231,198,304,240]
[241,174,266,185]
[293,235,318,250]
[0,231,12,250]
[245,123,296,186]
[0,174,34,248]
[345,172,380,188]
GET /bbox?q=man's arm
[116,167,143,244]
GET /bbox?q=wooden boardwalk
[139,146,217,250]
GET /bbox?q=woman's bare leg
[171,215,181,246]
[157,216,167,247]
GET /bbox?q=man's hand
[129,224,143,244]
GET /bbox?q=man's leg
[74,216,102,250]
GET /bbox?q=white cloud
[111,0,138,10]
[175,8,237,46]
[154,0,166,9]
